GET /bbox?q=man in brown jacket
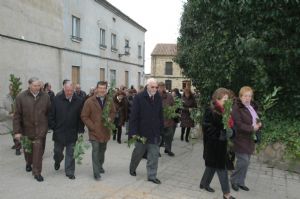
[81,81,115,181]
[13,77,51,182]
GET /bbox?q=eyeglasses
[151,86,158,89]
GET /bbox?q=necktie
[150,96,154,102]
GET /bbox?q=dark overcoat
[48,92,85,145]
[180,95,197,127]
[129,89,163,144]
[202,105,227,169]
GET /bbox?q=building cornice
[94,0,147,32]
[0,33,144,68]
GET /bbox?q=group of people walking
[1,76,262,198]
[200,86,262,199]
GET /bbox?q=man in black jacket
[48,81,84,180]
[129,78,164,184]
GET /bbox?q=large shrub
[176,0,300,117]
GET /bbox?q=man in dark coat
[129,78,164,184]
[48,81,85,180]
[13,77,51,182]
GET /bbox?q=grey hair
[146,78,157,85]
[28,77,40,84]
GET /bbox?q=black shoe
[16,149,21,156]
[159,153,161,157]
[130,171,136,176]
[66,174,75,180]
[54,162,60,170]
[117,140,121,144]
[100,168,105,174]
[164,150,175,157]
[11,145,16,149]
[26,164,32,172]
[223,195,236,199]
[231,183,239,191]
[200,184,215,192]
[185,138,189,143]
[239,185,250,191]
[94,175,101,181]
[148,178,161,184]
[34,175,44,182]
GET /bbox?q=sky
[107,0,186,74]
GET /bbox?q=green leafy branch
[127,135,147,148]
[9,74,22,113]
[9,74,22,101]
[20,136,32,154]
[163,97,183,120]
[259,86,282,121]
[73,135,90,165]
[222,99,234,150]
[102,85,116,135]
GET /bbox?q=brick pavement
[0,128,299,199]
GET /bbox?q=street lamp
[119,44,130,58]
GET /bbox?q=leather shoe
[231,183,239,191]
[223,195,236,199]
[66,174,75,180]
[100,168,105,174]
[148,178,161,184]
[165,150,175,157]
[54,162,60,170]
[200,184,215,192]
[130,171,136,176]
[94,175,101,181]
[34,175,44,182]
[239,185,249,191]
[16,149,21,156]
[26,164,32,172]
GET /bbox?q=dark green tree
[176,0,300,118]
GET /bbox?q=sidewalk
[0,128,299,199]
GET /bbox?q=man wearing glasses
[129,78,164,184]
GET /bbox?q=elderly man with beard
[48,81,85,180]
[129,78,164,184]
[13,77,51,182]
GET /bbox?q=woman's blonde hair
[239,86,254,98]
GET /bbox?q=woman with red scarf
[199,88,235,199]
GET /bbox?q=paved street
[0,128,299,199]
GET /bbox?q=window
[182,80,191,90]
[125,71,129,88]
[138,72,141,88]
[111,33,117,51]
[100,68,105,81]
[138,45,142,58]
[72,66,80,85]
[100,29,106,48]
[165,80,172,91]
[165,62,173,75]
[125,39,129,48]
[110,69,116,86]
[72,16,81,41]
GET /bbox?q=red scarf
[215,101,234,128]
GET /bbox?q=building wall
[0,0,145,101]
[150,54,194,91]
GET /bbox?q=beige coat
[81,95,115,142]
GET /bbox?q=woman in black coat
[200,88,235,199]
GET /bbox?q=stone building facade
[0,0,146,101]
[150,43,193,92]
